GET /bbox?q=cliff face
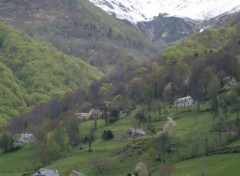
[137,14,201,45]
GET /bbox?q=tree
[211,97,219,119]
[134,108,147,127]
[66,118,81,149]
[108,108,120,123]
[45,132,61,162]
[158,162,175,176]
[155,117,176,162]
[90,156,109,173]
[54,121,69,153]
[234,102,240,137]
[87,128,95,152]
[102,130,114,141]
[187,132,200,157]
[215,115,226,146]
[127,77,145,103]
[155,131,169,162]
[102,101,109,126]
[0,133,13,152]
[135,162,149,176]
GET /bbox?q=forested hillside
[0,2,240,176]
[0,0,158,72]
[0,21,103,124]
[163,25,238,64]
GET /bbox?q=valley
[0,0,240,176]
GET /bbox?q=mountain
[137,14,201,45]
[88,0,240,45]
[0,21,103,124]
[88,0,240,24]
[0,0,158,72]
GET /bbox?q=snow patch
[88,0,240,23]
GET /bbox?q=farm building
[75,108,102,120]
[174,96,194,107]
[18,133,35,144]
[126,128,146,138]
[34,168,60,176]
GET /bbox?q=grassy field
[174,154,240,176]
[0,144,40,176]
[0,103,239,176]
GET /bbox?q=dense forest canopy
[0,21,103,124]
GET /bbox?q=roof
[128,128,146,135]
[34,168,60,176]
[176,95,193,101]
[88,109,102,118]
[69,170,86,176]
[174,96,193,103]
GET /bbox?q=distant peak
[88,0,240,23]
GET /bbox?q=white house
[126,128,146,138]
[75,109,102,120]
[75,113,89,120]
[18,133,35,143]
[174,96,194,107]
[34,168,60,176]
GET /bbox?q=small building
[34,168,60,176]
[69,170,86,176]
[174,96,194,107]
[88,108,102,120]
[18,133,35,143]
[126,128,146,138]
[75,108,102,120]
[75,113,89,120]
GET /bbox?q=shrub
[108,109,120,123]
[102,130,114,141]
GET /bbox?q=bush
[102,130,114,141]
[108,109,120,123]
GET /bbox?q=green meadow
[1,102,239,176]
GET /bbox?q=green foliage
[164,26,237,64]
[54,122,69,153]
[135,162,148,176]
[0,22,103,124]
[67,118,81,148]
[1,104,240,176]
[46,132,61,162]
[101,130,114,141]
[108,109,120,123]
[0,133,13,152]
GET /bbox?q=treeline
[89,15,240,112]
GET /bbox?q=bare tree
[87,128,95,152]
[90,157,109,173]
[158,162,175,176]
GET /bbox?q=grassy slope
[48,104,240,176]
[0,144,40,176]
[174,154,240,176]
[0,102,239,176]
[0,21,103,124]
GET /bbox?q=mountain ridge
[88,0,240,23]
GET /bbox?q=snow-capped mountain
[88,0,240,23]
